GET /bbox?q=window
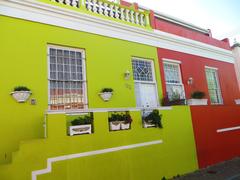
[132,59,153,82]
[163,61,185,100]
[48,45,87,110]
[205,67,223,104]
[132,58,159,108]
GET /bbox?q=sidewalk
[175,157,240,180]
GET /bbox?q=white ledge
[46,106,173,115]
[0,0,235,63]
[216,126,240,133]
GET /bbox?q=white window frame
[47,45,88,111]
[132,57,160,107]
[205,66,223,105]
[163,59,185,100]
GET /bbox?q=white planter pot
[187,99,208,106]
[11,91,31,103]
[110,121,121,131]
[99,92,113,102]
[235,99,240,105]
[69,124,92,136]
[121,122,130,130]
[143,121,156,128]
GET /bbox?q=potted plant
[10,86,31,103]
[109,112,133,131]
[187,91,208,105]
[235,99,240,105]
[99,88,113,101]
[109,113,122,131]
[69,115,93,136]
[120,112,133,130]
[143,109,162,128]
[162,91,186,106]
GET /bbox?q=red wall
[153,18,230,50]
[158,48,240,105]
[191,106,240,168]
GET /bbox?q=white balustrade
[48,0,148,27]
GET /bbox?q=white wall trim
[31,140,163,180]
[0,0,235,63]
[205,66,218,70]
[46,106,173,115]
[217,126,240,133]
[163,58,182,64]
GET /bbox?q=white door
[132,58,159,108]
[135,83,158,108]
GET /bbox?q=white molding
[217,126,240,133]
[0,0,235,63]
[31,140,163,180]
[46,106,173,115]
[205,66,218,70]
[163,58,182,64]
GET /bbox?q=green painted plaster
[0,107,198,180]
[0,15,161,164]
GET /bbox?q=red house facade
[148,7,240,168]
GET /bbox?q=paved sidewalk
[175,157,240,180]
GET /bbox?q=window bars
[48,46,87,110]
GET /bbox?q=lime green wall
[0,107,198,180]
[0,15,162,164]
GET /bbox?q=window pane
[205,68,223,104]
[163,62,185,100]
[49,47,86,110]
[132,59,153,82]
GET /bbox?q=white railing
[50,0,80,7]
[48,0,150,27]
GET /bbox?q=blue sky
[127,0,240,44]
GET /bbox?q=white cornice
[0,0,235,63]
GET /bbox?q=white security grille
[205,68,223,104]
[163,62,185,100]
[132,59,153,82]
[48,46,87,110]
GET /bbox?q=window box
[109,121,121,131]
[143,121,156,128]
[163,98,186,106]
[120,122,131,130]
[99,92,113,102]
[235,99,240,105]
[69,124,92,136]
[187,99,208,106]
[11,91,31,103]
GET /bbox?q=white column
[103,3,108,16]
[98,1,103,15]
[92,0,97,13]
[115,6,119,19]
[109,5,114,17]
[120,8,125,20]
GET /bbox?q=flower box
[69,124,92,136]
[187,99,208,106]
[143,121,156,128]
[120,122,130,130]
[99,92,113,101]
[11,91,31,103]
[109,121,121,131]
[235,99,240,105]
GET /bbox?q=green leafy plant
[143,109,163,128]
[171,91,180,101]
[191,91,205,99]
[109,112,132,124]
[71,116,93,126]
[101,88,113,93]
[13,86,30,91]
